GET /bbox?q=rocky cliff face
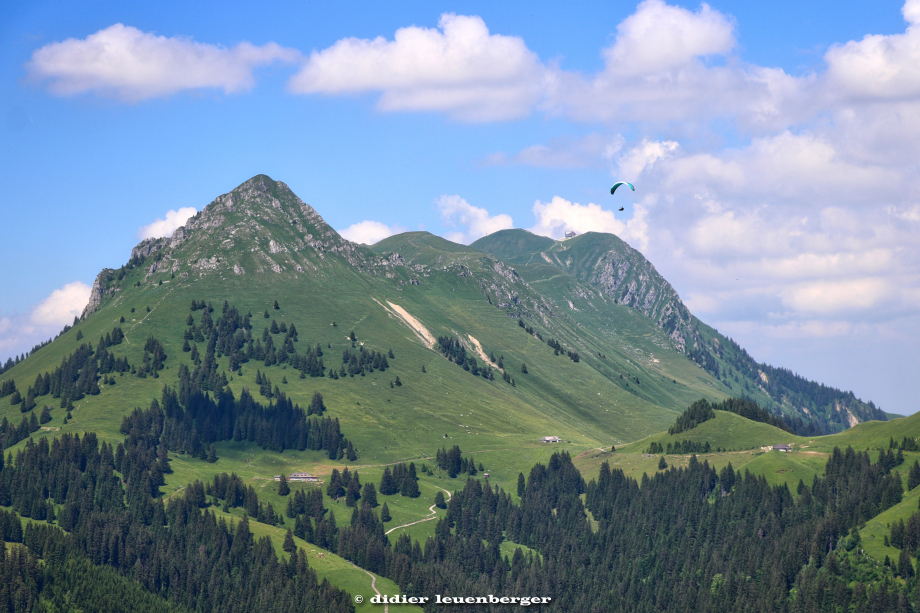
[80,268,117,319]
[81,175,398,317]
[578,243,697,353]
[530,233,700,354]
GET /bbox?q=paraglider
[610,181,635,195]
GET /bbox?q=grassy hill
[472,229,888,430]
[0,174,905,602]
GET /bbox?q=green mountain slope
[0,174,914,611]
[472,228,887,432]
[2,176,721,466]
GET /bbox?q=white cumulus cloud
[528,196,649,250]
[288,14,548,121]
[436,195,513,243]
[30,281,92,326]
[339,220,407,245]
[136,207,197,240]
[27,24,300,101]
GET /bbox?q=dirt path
[351,563,387,613]
[124,283,179,345]
[385,487,452,536]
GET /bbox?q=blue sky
[1,0,918,416]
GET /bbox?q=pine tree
[39,406,51,424]
[363,482,378,508]
[283,529,296,553]
[517,473,526,497]
[900,548,914,579]
[327,469,344,499]
[401,463,421,498]
[434,491,446,509]
[274,300,280,310]
[308,392,326,416]
[264,310,270,318]
[658,456,668,470]
[909,461,920,490]
[207,444,217,463]
[379,467,398,496]
[380,502,391,522]
[278,474,290,496]
[345,480,360,507]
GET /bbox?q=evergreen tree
[327,469,344,499]
[345,479,360,507]
[308,392,326,416]
[274,300,280,310]
[39,406,52,424]
[658,456,668,470]
[379,467,398,496]
[521,363,528,374]
[283,529,296,553]
[346,440,357,462]
[363,482,378,508]
[394,376,402,387]
[434,491,446,509]
[380,502,391,522]
[517,473,525,497]
[278,474,290,496]
[908,460,920,491]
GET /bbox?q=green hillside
[472,228,888,431]
[617,410,798,454]
[0,174,908,610]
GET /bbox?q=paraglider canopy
[610,181,635,195]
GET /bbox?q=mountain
[0,174,911,612]
[472,228,888,432]
[2,174,885,458]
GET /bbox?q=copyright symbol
[355,595,364,604]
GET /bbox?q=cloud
[288,14,548,121]
[136,207,197,240]
[436,195,513,243]
[824,1,920,102]
[27,24,300,101]
[528,195,649,250]
[617,138,679,178]
[603,0,736,75]
[546,1,801,129]
[0,281,92,362]
[780,278,893,314]
[482,134,625,168]
[339,220,407,245]
[30,281,91,326]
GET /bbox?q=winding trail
[385,487,452,535]
[351,563,387,613]
[122,281,180,345]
